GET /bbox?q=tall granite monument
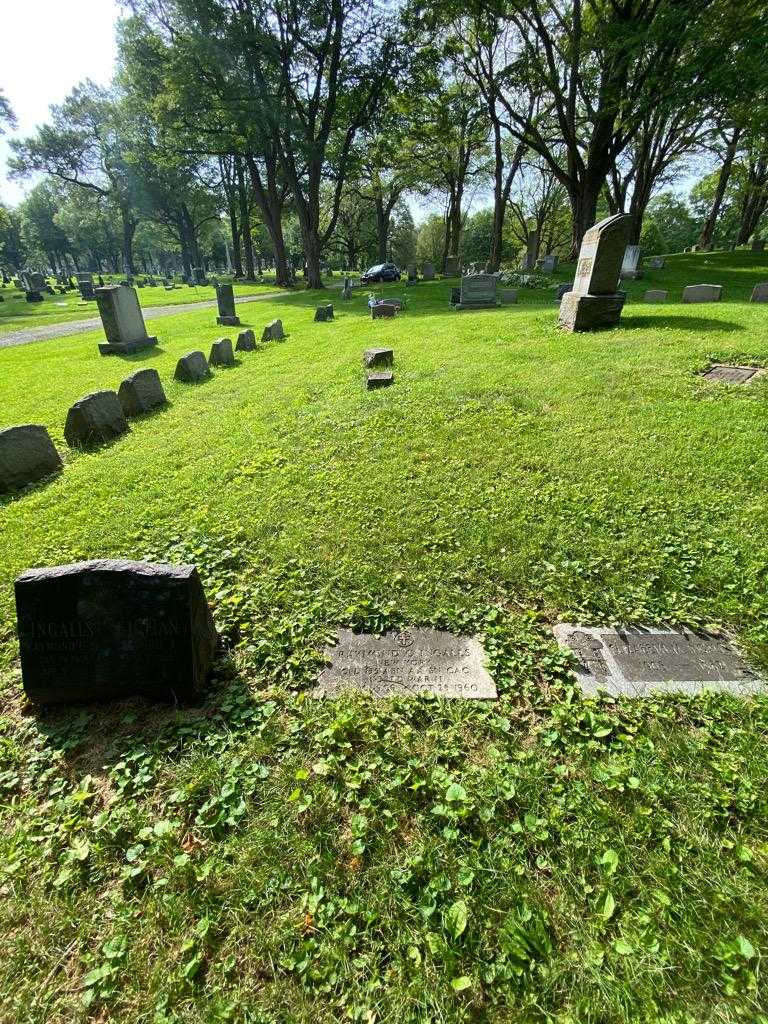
[95,285,158,355]
[559,213,631,332]
[215,283,240,326]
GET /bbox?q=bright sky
[0,0,121,206]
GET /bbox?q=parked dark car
[361,262,401,284]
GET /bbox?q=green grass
[1,253,768,1022]
[0,277,291,334]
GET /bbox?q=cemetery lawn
[1,251,768,1022]
[0,278,292,335]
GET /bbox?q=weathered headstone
[76,273,96,301]
[314,304,334,322]
[372,303,396,320]
[262,319,285,342]
[682,283,722,303]
[316,628,497,698]
[648,257,665,269]
[95,285,158,356]
[366,371,394,389]
[750,282,768,303]
[215,283,240,326]
[702,364,762,384]
[620,244,643,280]
[174,351,211,383]
[64,391,129,448]
[363,347,393,368]
[209,337,235,367]
[235,329,257,352]
[558,213,630,331]
[118,369,167,417]
[15,559,218,705]
[554,624,763,698]
[444,255,460,277]
[342,277,353,299]
[455,273,498,310]
[422,262,435,281]
[541,254,559,273]
[751,238,765,252]
[0,425,62,492]
[20,271,44,302]
[500,288,518,304]
[644,289,668,303]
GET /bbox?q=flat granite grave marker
[316,628,497,699]
[366,371,394,389]
[215,283,240,327]
[174,351,211,383]
[701,364,762,384]
[118,368,167,416]
[0,425,62,492]
[64,391,128,448]
[682,283,722,303]
[95,285,158,355]
[455,273,499,310]
[644,289,668,303]
[750,282,768,303]
[554,624,763,697]
[559,213,630,331]
[15,559,217,704]
[209,337,235,367]
[372,303,396,320]
[363,347,393,368]
[236,329,256,352]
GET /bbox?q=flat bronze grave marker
[702,364,762,384]
[316,627,497,699]
[554,625,763,698]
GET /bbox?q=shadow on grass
[622,314,745,333]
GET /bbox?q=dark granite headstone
[316,628,497,698]
[314,304,334,322]
[215,283,240,326]
[366,371,394,389]
[456,273,498,310]
[554,624,763,697]
[15,559,217,704]
[95,285,158,355]
[0,425,62,492]
[500,288,518,304]
[422,262,435,281]
[262,319,285,342]
[174,351,211,383]
[372,304,396,320]
[64,391,128,448]
[118,369,167,417]
[559,214,630,331]
[702,364,761,384]
[444,255,460,277]
[363,347,393,368]
[209,337,235,366]
[235,329,257,352]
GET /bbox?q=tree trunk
[375,192,388,262]
[568,176,602,260]
[699,127,742,248]
[737,152,768,244]
[245,154,292,287]
[120,208,137,275]
[236,156,255,279]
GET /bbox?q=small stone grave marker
[444,256,460,277]
[236,329,256,352]
[209,337,235,367]
[15,559,217,704]
[314,304,334,322]
[316,628,497,699]
[262,319,285,342]
[701,364,762,384]
[644,289,668,303]
[752,238,765,252]
[363,348,393,368]
[541,254,559,273]
[64,391,128,448]
[500,288,518,304]
[422,262,435,281]
[554,624,763,697]
[0,425,62,492]
[372,304,396,320]
[175,351,211,383]
[366,371,394,389]
[750,282,768,303]
[682,283,722,303]
[118,368,167,417]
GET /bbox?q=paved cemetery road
[0,287,330,350]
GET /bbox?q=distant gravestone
[500,288,518,304]
[95,285,158,356]
[118,368,167,417]
[175,351,211,383]
[750,282,768,303]
[314,304,334,322]
[363,347,393,368]
[209,337,235,367]
[15,559,217,705]
[76,273,96,301]
[444,255,460,277]
[379,297,404,311]
[407,264,417,283]
[644,289,668,303]
[316,628,497,699]
[620,244,643,280]
[554,624,763,698]
[682,283,722,303]
[648,257,665,269]
[0,425,62,493]
[422,262,435,281]
[372,303,396,320]
[559,213,630,331]
[215,283,240,326]
[751,238,765,252]
[235,329,257,352]
[366,371,394,389]
[262,319,285,342]
[523,230,538,271]
[64,391,128,448]
[541,254,559,273]
[702,364,762,384]
[20,271,43,302]
[342,277,353,299]
[455,273,498,310]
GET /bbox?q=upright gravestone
[620,244,643,280]
[751,282,768,303]
[0,425,62,492]
[76,273,96,301]
[363,347,393,368]
[422,262,435,281]
[682,283,722,303]
[262,319,285,342]
[174,351,211,383]
[314,304,334,322]
[118,369,167,417]
[455,273,499,310]
[95,285,158,356]
[372,303,396,320]
[236,329,257,351]
[342,277,352,299]
[523,230,538,270]
[407,264,418,283]
[209,338,235,367]
[644,289,668,303]
[64,391,129,447]
[558,213,630,332]
[541,254,559,273]
[215,283,240,326]
[20,271,44,303]
[15,559,218,704]
[444,255,460,277]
